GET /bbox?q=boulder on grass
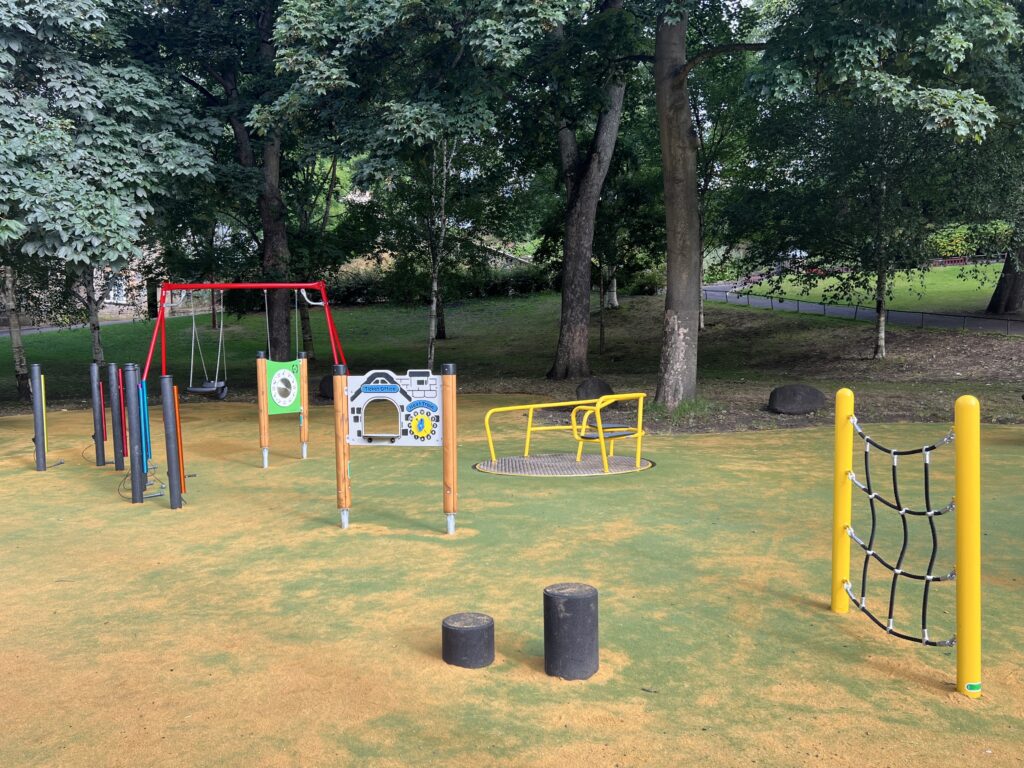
[576,376,614,401]
[318,374,334,401]
[768,384,827,415]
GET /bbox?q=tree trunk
[259,129,292,360]
[547,2,626,380]
[873,265,887,359]
[2,265,30,401]
[986,250,1024,314]
[147,280,158,320]
[82,266,105,366]
[548,91,626,379]
[427,265,440,371]
[436,293,447,340]
[598,269,606,354]
[299,301,315,359]
[654,15,703,409]
[698,264,705,331]
[605,275,619,309]
[210,288,218,329]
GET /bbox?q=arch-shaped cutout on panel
[361,398,402,439]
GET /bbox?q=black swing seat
[187,381,228,399]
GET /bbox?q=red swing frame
[141,281,346,383]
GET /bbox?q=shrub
[928,221,1013,261]
[625,267,666,296]
[326,265,389,305]
[326,261,555,305]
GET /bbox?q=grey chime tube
[159,375,183,510]
[122,364,145,503]
[107,362,125,471]
[30,363,46,471]
[90,362,106,467]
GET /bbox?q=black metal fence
[702,289,1024,337]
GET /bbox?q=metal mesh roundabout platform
[473,453,654,477]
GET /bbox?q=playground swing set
[185,290,228,399]
[30,280,462,532]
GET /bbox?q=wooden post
[442,363,458,534]
[332,365,352,529]
[298,352,310,459]
[256,352,270,468]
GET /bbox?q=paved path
[704,282,1024,336]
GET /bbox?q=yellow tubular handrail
[484,394,646,470]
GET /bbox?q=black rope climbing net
[845,416,956,647]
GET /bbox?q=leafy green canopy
[0,0,213,267]
[761,0,1021,140]
[722,99,969,302]
[268,0,585,166]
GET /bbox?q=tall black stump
[442,613,494,669]
[544,583,599,680]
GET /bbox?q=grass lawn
[1,399,1021,766]
[2,292,1021,428]
[0,294,573,403]
[746,264,1007,315]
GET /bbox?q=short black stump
[544,583,599,680]
[441,612,495,669]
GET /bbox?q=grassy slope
[1,292,1021,428]
[746,264,1006,314]
[0,295,570,402]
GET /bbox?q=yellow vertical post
[634,395,644,469]
[256,352,270,468]
[298,353,310,458]
[955,395,982,698]
[332,365,352,529]
[832,388,855,613]
[441,364,458,534]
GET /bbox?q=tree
[590,95,666,349]
[130,0,309,359]
[987,253,1024,313]
[651,4,764,407]
[651,0,1020,406]
[726,100,968,358]
[0,264,28,399]
[342,127,493,370]
[0,0,211,393]
[286,151,351,358]
[273,0,579,367]
[540,1,636,379]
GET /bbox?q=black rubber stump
[441,613,495,669]
[544,583,599,680]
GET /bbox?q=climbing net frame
[830,388,982,699]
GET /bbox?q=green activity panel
[266,359,303,415]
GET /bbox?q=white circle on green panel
[270,367,299,409]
